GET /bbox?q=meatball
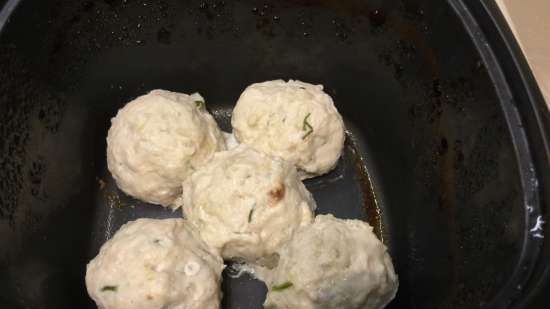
[264,214,398,309]
[180,145,316,266]
[86,218,224,309]
[231,80,345,178]
[106,89,225,208]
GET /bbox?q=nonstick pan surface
[0,0,549,308]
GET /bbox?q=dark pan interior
[0,0,545,308]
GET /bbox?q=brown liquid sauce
[346,136,383,241]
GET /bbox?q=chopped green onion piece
[302,113,313,139]
[272,281,293,292]
[195,100,205,110]
[101,285,118,292]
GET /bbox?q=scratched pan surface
[0,0,549,308]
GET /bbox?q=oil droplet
[369,9,386,27]
[157,27,171,44]
[336,31,348,41]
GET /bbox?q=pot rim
[450,0,550,308]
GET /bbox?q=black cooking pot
[0,0,548,308]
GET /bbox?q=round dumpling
[107,89,225,208]
[86,218,224,309]
[180,145,316,266]
[231,80,345,177]
[264,214,398,309]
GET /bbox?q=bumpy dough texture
[231,80,345,177]
[107,89,225,207]
[86,218,224,309]
[181,145,316,266]
[264,214,398,309]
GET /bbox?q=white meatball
[107,90,225,208]
[180,145,316,266]
[264,214,398,309]
[86,219,223,309]
[231,80,345,177]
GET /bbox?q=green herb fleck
[302,113,313,139]
[272,281,293,292]
[195,100,205,110]
[101,285,118,292]
[248,209,254,223]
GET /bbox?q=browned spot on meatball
[268,184,286,206]
[147,295,153,300]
